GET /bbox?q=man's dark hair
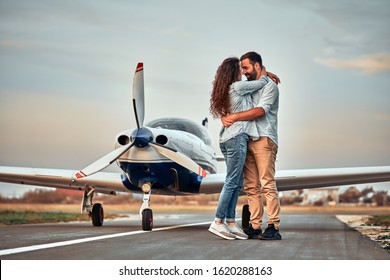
[240,51,263,68]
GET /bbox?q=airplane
[1,62,390,231]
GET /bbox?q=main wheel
[242,204,250,229]
[142,208,153,231]
[91,203,104,226]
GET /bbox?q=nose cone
[131,127,153,148]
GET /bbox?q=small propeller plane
[1,62,390,231]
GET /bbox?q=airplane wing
[275,166,390,191]
[0,166,129,195]
[199,166,390,193]
[1,165,390,195]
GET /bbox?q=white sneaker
[226,223,248,240]
[208,221,236,240]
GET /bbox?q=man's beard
[246,69,258,81]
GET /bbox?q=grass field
[0,211,89,225]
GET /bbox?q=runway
[0,212,389,260]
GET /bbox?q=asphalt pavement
[1,212,389,260]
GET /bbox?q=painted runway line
[0,221,211,257]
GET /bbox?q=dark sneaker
[258,224,282,240]
[244,224,262,239]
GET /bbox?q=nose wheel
[142,208,153,231]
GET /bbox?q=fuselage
[115,118,218,195]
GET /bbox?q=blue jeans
[215,133,249,223]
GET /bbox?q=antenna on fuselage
[202,117,208,128]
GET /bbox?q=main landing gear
[82,187,104,226]
[241,204,250,229]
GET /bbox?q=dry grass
[0,203,216,214]
[1,203,389,214]
[337,215,390,251]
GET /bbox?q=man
[222,51,282,240]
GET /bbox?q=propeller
[149,143,207,178]
[73,62,206,181]
[132,62,144,129]
[73,142,133,179]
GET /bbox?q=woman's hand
[266,71,281,84]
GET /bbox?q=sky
[0,0,389,197]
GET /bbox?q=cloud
[316,53,390,74]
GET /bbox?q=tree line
[0,186,388,206]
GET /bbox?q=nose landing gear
[139,182,153,231]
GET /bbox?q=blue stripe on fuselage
[119,161,203,193]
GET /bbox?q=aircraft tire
[242,204,250,229]
[91,203,104,226]
[142,208,153,231]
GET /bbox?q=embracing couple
[209,51,282,241]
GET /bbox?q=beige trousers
[243,137,280,230]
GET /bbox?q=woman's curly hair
[210,57,240,118]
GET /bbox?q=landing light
[141,182,152,193]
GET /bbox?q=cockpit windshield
[146,118,213,145]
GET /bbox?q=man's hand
[221,114,236,128]
[267,71,281,84]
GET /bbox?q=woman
[209,57,268,240]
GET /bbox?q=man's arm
[221,107,265,127]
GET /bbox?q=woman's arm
[267,70,281,84]
[232,66,268,95]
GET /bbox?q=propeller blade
[149,143,207,178]
[73,142,133,179]
[132,62,145,129]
